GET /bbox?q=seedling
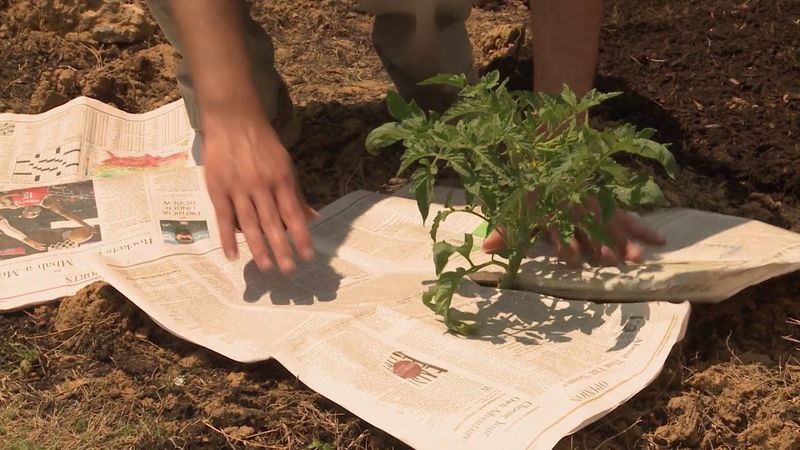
[366,71,676,333]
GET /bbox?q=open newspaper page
[86,186,690,449]
[0,98,193,310]
[0,167,209,311]
[0,96,193,192]
[392,185,800,303]
[478,208,800,302]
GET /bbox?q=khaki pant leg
[145,0,299,162]
[360,0,477,111]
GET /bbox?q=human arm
[0,217,46,251]
[481,0,666,265]
[41,196,94,232]
[165,0,316,273]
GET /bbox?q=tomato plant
[366,71,676,333]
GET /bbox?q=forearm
[0,218,30,243]
[530,0,603,96]
[167,0,265,126]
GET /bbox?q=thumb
[481,227,507,253]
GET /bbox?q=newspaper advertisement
[0,96,193,192]
[85,187,690,450]
[0,167,213,311]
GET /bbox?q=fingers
[273,183,315,263]
[622,212,666,246]
[233,194,273,271]
[481,227,506,253]
[209,188,240,261]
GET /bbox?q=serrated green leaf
[432,234,474,275]
[432,241,457,275]
[554,217,576,248]
[430,208,455,241]
[418,73,468,89]
[596,188,617,225]
[365,122,408,154]
[614,137,677,178]
[632,177,670,206]
[410,165,434,222]
[386,90,423,121]
[423,270,465,316]
[561,85,578,107]
[583,222,615,249]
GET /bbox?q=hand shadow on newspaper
[241,193,373,305]
[242,257,342,305]
[454,281,651,352]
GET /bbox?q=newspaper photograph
[0,167,213,311]
[0,180,101,259]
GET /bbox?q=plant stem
[498,251,524,289]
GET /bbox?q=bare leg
[530,0,603,96]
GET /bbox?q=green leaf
[596,188,617,225]
[432,241,457,275]
[616,138,678,178]
[632,177,670,206]
[432,234,474,275]
[561,84,578,108]
[422,269,475,334]
[410,165,434,222]
[365,123,408,154]
[612,175,669,207]
[444,151,472,178]
[422,270,464,315]
[430,208,452,241]
[386,90,423,121]
[583,222,615,249]
[418,73,468,89]
[396,144,433,176]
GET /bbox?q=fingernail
[225,248,237,261]
[301,247,315,261]
[281,260,296,274]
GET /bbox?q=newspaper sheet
[0,96,193,191]
[0,98,194,310]
[469,208,800,302]
[85,185,690,450]
[0,167,210,310]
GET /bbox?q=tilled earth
[1,0,799,449]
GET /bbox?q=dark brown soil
[1,0,799,449]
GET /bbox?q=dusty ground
[1,0,799,448]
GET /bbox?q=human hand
[24,238,46,251]
[202,115,318,274]
[481,193,666,267]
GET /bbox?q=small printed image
[384,351,448,386]
[0,180,102,260]
[91,149,190,178]
[160,220,209,245]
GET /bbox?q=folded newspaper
[2,98,800,449]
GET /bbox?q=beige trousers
[146,0,476,161]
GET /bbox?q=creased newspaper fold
[84,185,690,450]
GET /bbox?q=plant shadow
[452,281,650,352]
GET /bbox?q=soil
[1,0,799,449]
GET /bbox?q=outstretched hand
[203,116,318,274]
[481,194,666,267]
